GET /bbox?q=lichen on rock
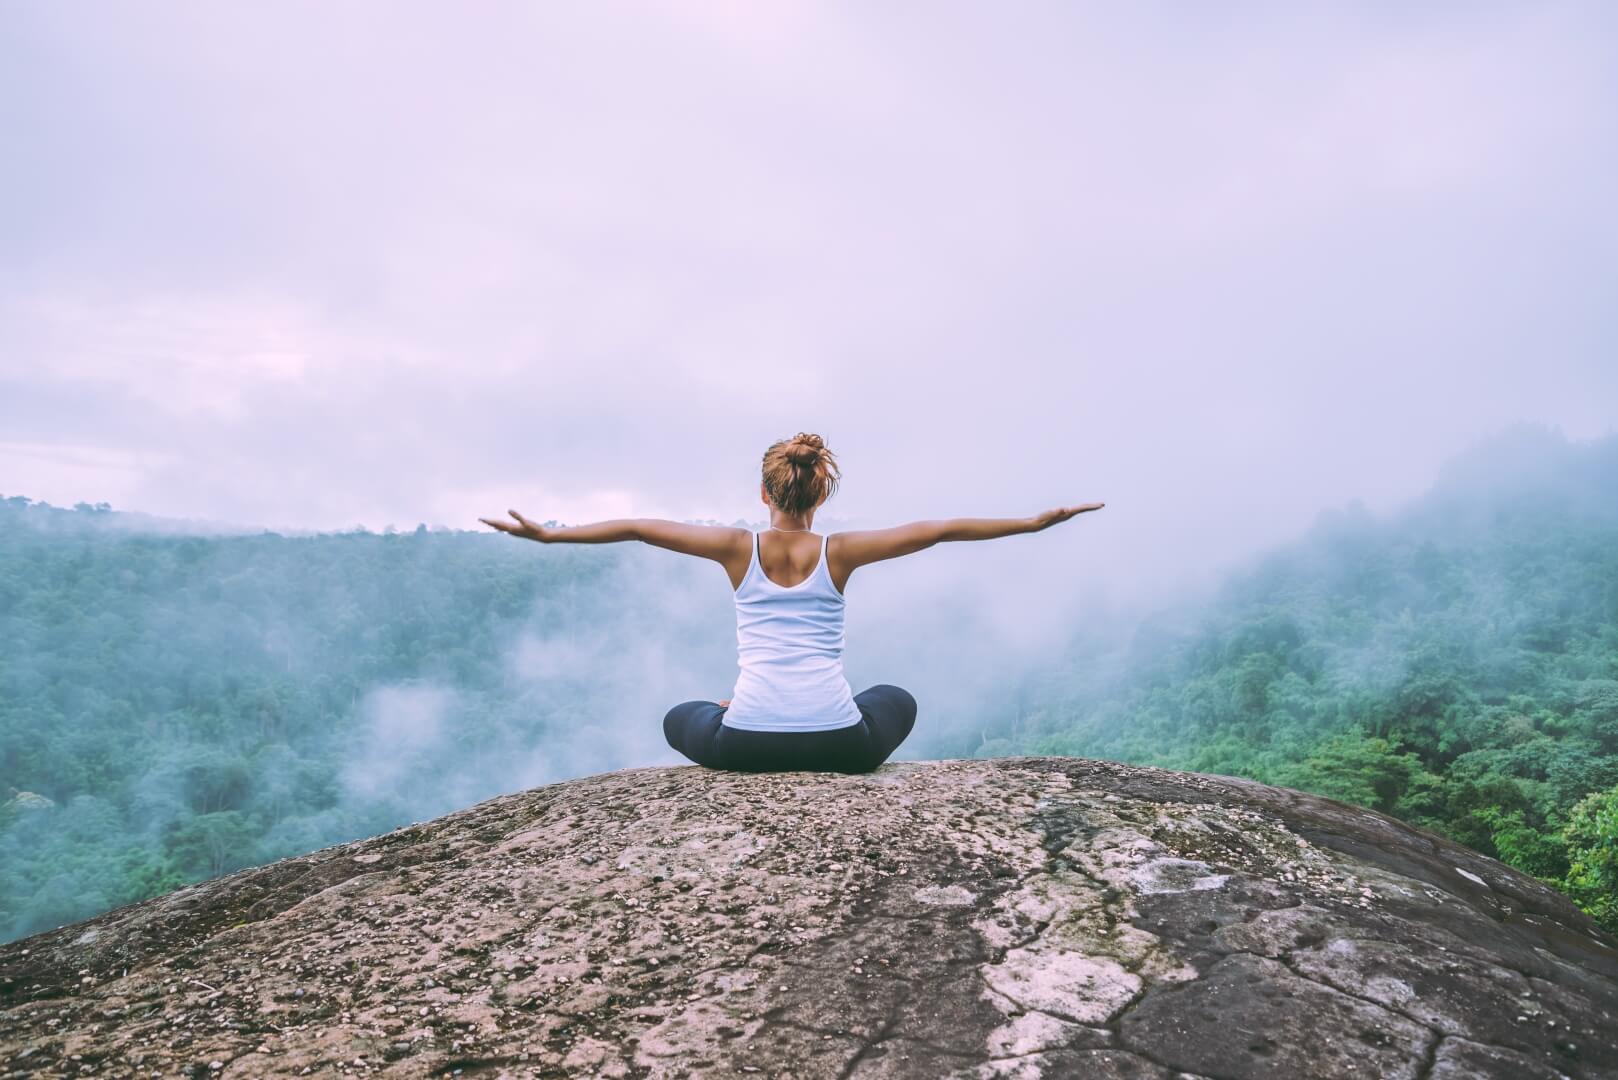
[1,756,1614,1078]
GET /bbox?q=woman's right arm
[836,503,1103,572]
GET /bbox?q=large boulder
[2,757,1615,1078]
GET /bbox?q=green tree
[1560,785,1618,934]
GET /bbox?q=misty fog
[2,3,1615,942]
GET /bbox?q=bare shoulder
[825,530,854,594]
[718,525,753,560]
[826,521,942,575]
[637,519,752,563]
[694,522,753,550]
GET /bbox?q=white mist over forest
[4,425,1618,944]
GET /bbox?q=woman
[481,432,1102,774]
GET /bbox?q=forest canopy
[3,424,1616,943]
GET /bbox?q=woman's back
[485,429,1099,772]
[722,530,863,732]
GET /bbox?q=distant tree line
[2,425,1616,942]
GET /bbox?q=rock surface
[2,756,1616,1079]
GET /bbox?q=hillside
[995,425,1618,929]
[2,758,1615,1078]
[3,425,1617,945]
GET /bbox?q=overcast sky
[3,1,1615,612]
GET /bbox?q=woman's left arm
[480,511,745,564]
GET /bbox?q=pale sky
[3,1,1615,612]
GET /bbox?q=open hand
[478,509,550,541]
[1032,503,1104,530]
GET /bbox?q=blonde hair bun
[763,433,840,514]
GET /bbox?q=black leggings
[664,684,917,774]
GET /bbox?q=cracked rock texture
[3,756,1616,1079]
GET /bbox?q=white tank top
[722,530,864,732]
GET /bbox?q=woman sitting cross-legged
[481,432,1102,774]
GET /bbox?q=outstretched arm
[479,511,746,564]
[836,503,1103,572]
[479,510,631,543]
